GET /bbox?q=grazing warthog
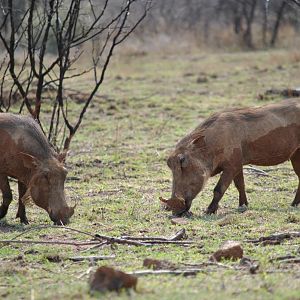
[0,113,75,225]
[161,99,300,215]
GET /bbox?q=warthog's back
[200,99,300,166]
[0,113,53,159]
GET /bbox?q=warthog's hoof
[16,212,29,225]
[20,217,29,225]
[205,207,218,215]
[237,204,248,213]
[182,210,193,218]
[0,205,8,219]
[16,215,29,225]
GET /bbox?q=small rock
[240,257,260,274]
[143,258,177,270]
[196,76,208,84]
[171,217,189,225]
[183,72,194,77]
[46,254,62,263]
[89,266,137,293]
[210,241,243,262]
[24,249,39,255]
[217,215,236,227]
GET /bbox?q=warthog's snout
[49,206,75,225]
[159,197,188,216]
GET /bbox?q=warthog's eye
[43,173,50,184]
[178,154,188,168]
[178,154,185,165]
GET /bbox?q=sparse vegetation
[0,48,300,299]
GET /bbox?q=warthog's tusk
[159,197,169,204]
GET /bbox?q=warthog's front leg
[16,181,29,224]
[0,175,13,219]
[206,169,234,214]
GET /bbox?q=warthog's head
[161,134,209,216]
[20,153,75,225]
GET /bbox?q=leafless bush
[0,0,151,156]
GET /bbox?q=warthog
[0,113,75,224]
[161,99,300,215]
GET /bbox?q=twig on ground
[120,228,193,245]
[169,228,187,241]
[243,166,270,177]
[81,242,108,252]
[183,261,236,270]
[127,268,209,276]
[69,255,115,262]
[1,225,193,249]
[142,240,194,245]
[94,234,150,247]
[245,231,300,244]
[270,256,300,264]
[269,255,296,262]
[0,240,100,246]
[264,88,300,98]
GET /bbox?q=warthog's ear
[18,152,40,169]
[190,134,206,149]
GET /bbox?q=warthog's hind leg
[291,149,300,207]
[234,170,248,207]
[0,175,13,219]
[16,181,29,224]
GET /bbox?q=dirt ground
[0,48,300,299]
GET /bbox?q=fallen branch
[275,258,300,264]
[269,255,296,262]
[0,239,100,246]
[270,255,300,264]
[81,242,108,253]
[264,88,300,98]
[245,231,300,244]
[94,234,150,247]
[1,225,192,249]
[183,261,236,270]
[128,268,209,276]
[121,228,187,242]
[141,240,194,245]
[96,228,195,246]
[119,228,194,245]
[69,255,115,262]
[169,228,187,241]
[243,166,270,177]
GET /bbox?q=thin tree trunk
[262,1,268,46]
[270,1,287,47]
[242,0,257,49]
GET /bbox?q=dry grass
[0,48,300,299]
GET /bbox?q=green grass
[1,48,300,299]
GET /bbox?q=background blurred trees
[135,0,300,49]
